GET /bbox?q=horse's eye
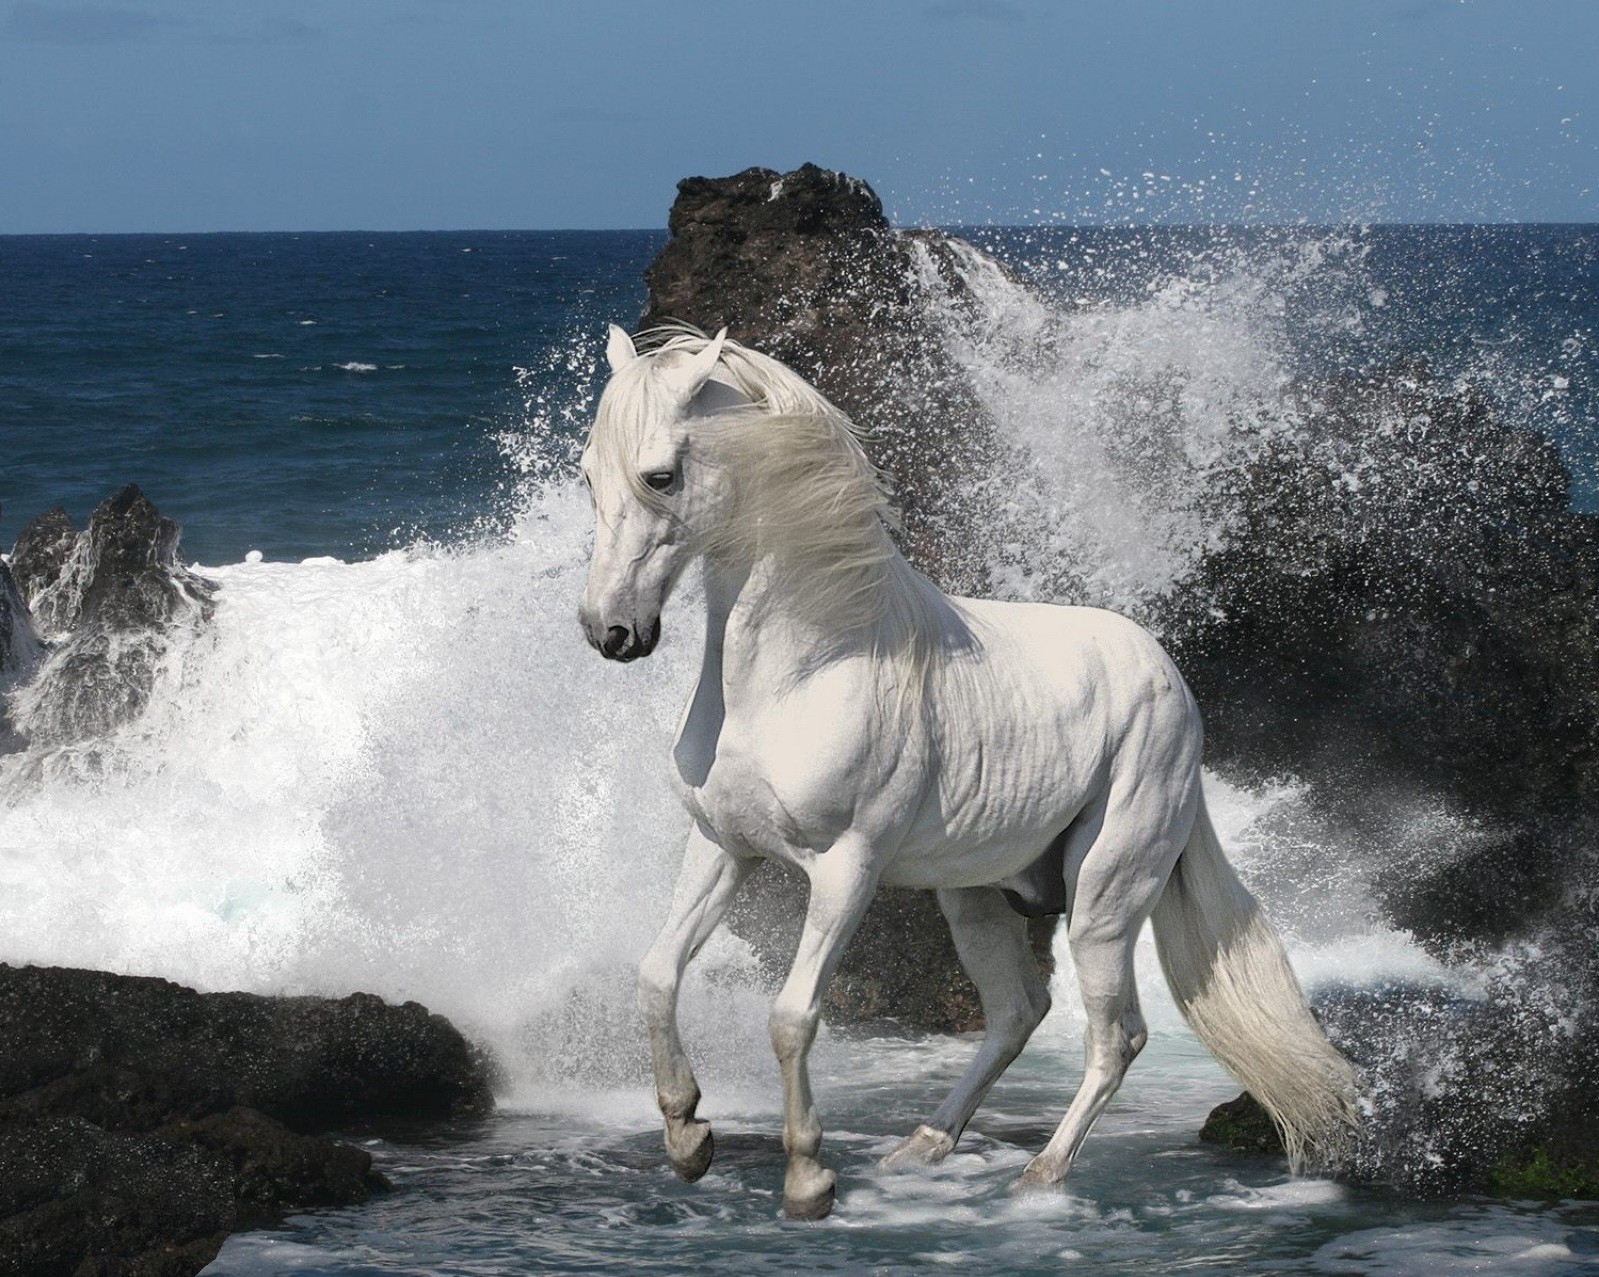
[644,471,675,492]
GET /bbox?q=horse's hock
[640,163,1056,1030]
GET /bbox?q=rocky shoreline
[1,494,499,1271]
[0,963,493,1276]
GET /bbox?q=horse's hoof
[666,1119,714,1182]
[879,1124,955,1172]
[783,1166,836,1221]
[1008,1158,1064,1196]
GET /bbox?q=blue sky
[2,0,1594,231]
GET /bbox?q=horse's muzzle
[590,617,661,662]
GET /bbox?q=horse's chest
[679,754,815,863]
[674,702,896,864]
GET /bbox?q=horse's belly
[878,816,1077,890]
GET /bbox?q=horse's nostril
[602,625,631,657]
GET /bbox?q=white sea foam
[0,479,772,1093]
[0,233,1462,1106]
[335,361,377,372]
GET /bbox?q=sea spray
[915,224,1598,1192]
[0,477,774,1102]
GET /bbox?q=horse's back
[950,597,1199,748]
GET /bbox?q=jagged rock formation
[640,162,1000,592]
[0,964,494,1276]
[6,485,215,754]
[9,505,77,612]
[640,165,1055,1031]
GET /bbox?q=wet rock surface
[8,506,77,613]
[0,964,494,1276]
[4,485,216,758]
[1162,364,1599,1195]
[640,162,999,591]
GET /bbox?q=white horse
[579,324,1357,1221]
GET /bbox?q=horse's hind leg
[1012,792,1191,1192]
[638,824,753,1182]
[881,886,1051,1170]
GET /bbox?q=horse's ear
[606,324,637,372]
[662,328,728,405]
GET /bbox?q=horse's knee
[992,980,1051,1045]
[1085,1006,1146,1072]
[1126,1012,1148,1057]
[638,952,675,1024]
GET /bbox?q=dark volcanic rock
[10,486,216,750]
[9,505,77,612]
[1154,364,1599,1194]
[0,560,36,680]
[28,485,213,640]
[0,964,493,1129]
[1199,1092,1284,1157]
[640,166,1053,1032]
[0,964,494,1275]
[641,162,999,591]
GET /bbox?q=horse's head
[579,325,744,661]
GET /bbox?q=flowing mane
[586,324,973,688]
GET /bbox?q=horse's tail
[1149,799,1358,1172]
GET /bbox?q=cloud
[4,2,162,44]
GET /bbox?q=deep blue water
[2,226,1595,564]
[0,230,661,562]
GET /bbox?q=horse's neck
[700,556,782,685]
[699,542,932,704]
[700,553,858,694]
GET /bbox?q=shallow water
[208,1032,1599,1276]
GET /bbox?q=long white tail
[1150,800,1359,1171]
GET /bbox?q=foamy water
[4,226,1587,1272]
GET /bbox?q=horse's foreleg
[770,839,877,1221]
[880,885,1051,1171]
[639,823,752,1182]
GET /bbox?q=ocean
[2,225,1597,1274]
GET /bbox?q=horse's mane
[589,324,974,690]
